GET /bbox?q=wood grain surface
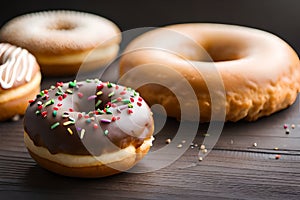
[0,73,300,200]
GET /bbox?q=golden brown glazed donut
[0,43,41,121]
[0,10,121,76]
[24,79,154,178]
[119,23,300,122]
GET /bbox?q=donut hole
[202,41,246,62]
[48,20,77,31]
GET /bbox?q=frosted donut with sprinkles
[23,79,154,178]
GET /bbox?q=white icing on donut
[0,43,35,89]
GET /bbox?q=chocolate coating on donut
[24,79,154,156]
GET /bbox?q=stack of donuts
[0,9,299,178]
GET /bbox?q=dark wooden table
[1,71,300,200]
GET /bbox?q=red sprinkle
[37,105,43,110]
[56,82,63,87]
[130,98,134,103]
[106,102,112,107]
[120,91,126,95]
[275,154,281,159]
[28,99,35,103]
[97,84,104,90]
[78,113,83,118]
[117,97,122,102]
[53,107,59,111]
[57,103,62,107]
[93,124,98,129]
[137,102,142,107]
[41,111,47,118]
[128,109,133,114]
[69,108,74,112]
[77,92,83,98]
[138,97,143,102]
[44,90,48,94]
[111,116,116,121]
[58,96,63,101]
[62,94,67,99]
[115,85,119,90]
[283,124,288,129]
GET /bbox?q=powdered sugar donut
[0,10,121,76]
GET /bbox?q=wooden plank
[0,75,300,199]
[0,149,299,199]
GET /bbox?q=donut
[23,79,154,178]
[0,10,121,76]
[0,43,41,121]
[119,23,300,122]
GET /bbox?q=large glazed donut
[120,23,300,122]
[0,10,121,76]
[0,43,41,121]
[24,79,154,178]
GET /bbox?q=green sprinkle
[56,91,63,96]
[57,86,63,93]
[96,100,102,107]
[68,81,76,88]
[108,91,115,98]
[104,129,109,135]
[134,91,139,96]
[107,82,113,88]
[122,99,130,104]
[50,122,60,129]
[50,85,56,90]
[86,79,92,83]
[105,108,112,114]
[45,99,55,107]
[52,110,57,117]
[69,117,75,122]
[86,118,91,123]
[40,91,45,97]
[111,99,118,103]
[35,110,41,115]
[128,103,133,108]
[97,109,105,115]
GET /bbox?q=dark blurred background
[0,0,299,53]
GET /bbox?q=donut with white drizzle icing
[23,79,154,178]
[0,43,41,121]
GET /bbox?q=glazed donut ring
[0,10,121,76]
[24,79,154,178]
[0,43,41,121]
[120,23,300,122]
